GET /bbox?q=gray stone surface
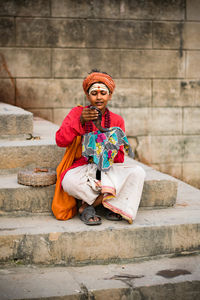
[86,20,152,49]
[0,17,15,46]
[137,136,184,164]
[183,108,200,134]
[0,179,199,265]
[16,18,86,47]
[110,79,151,108]
[16,78,84,108]
[52,49,120,78]
[0,102,33,136]
[0,116,65,172]
[187,0,200,21]
[0,48,51,78]
[119,0,185,20]
[153,79,200,107]
[183,22,200,49]
[186,51,200,77]
[0,255,199,300]
[51,0,185,21]
[153,22,183,49]
[0,0,51,17]
[51,0,120,19]
[0,79,15,105]
[120,50,185,78]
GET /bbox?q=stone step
[0,161,178,215]
[0,117,65,174]
[0,102,33,137]
[0,254,199,300]
[0,180,199,265]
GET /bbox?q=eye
[101,91,107,95]
[91,91,97,95]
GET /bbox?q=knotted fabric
[82,127,134,172]
[83,72,115,95]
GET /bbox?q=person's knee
[62,174,75,194]
[133,165,146,179]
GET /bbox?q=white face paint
[88,83,109,95]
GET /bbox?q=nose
[97,91,101,99]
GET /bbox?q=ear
[108,93,112,101]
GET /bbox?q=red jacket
[56,106,125,182]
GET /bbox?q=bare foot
[79,203,100,223]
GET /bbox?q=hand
[80,108,98,125]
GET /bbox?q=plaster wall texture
[0,0,200,188]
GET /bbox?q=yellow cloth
[51,136,82,220]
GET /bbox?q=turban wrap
[83,72,115,95]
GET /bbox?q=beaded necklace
[85,107,111,133]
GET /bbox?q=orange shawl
[52,136,82,220]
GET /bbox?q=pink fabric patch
[96,133,106,143]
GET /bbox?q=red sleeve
[56,107,85,147]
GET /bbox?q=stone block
[86,20,152,48]
[151,163,182,180]
[153,79,200,107]
[153,22,183,49]
[186,0,200,21]
[0,142,64,171]
[111,107,150,136]
[0,102,33,136]
[0,208,199,264]
[0,79,15,105]
[16,79,84,108]
[119,0,185,20]
[0,177,55,214]
[182,162,200,189]
[121,50,185,78]
[52,49,120,78]
[0,162,178,215]
[137,136,184,164]
[151,108,182,135]
[51,0,120,18]
[110,79,151,108]
[0,17,15,46]
[183,135,200,162]
[186,51,200,77]
[0,257,199,300]
[183,22,200,49]
[16,18,86,47]
[0,48,51,78]
[183,107,200,134]
[0,0,50,17]
[141,179,177,207]
[29,109,53,123]
[53,108,73,126]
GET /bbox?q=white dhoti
[62,159,145,223]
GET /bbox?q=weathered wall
[0,0,200,188]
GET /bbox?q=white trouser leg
[62,164,100,205]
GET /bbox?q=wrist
[80,115,85,126]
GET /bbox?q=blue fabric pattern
[82,127,134,172]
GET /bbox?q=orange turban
[83,72,115,95]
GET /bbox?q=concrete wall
[0,0,200,188]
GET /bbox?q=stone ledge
[0,255,199,300]
[0,102,33,136]
[0,187,199,265]
[0,157,178,215]
[0,116,65,172]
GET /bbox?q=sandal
[79,206,102,226]
[105,210,123,221]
